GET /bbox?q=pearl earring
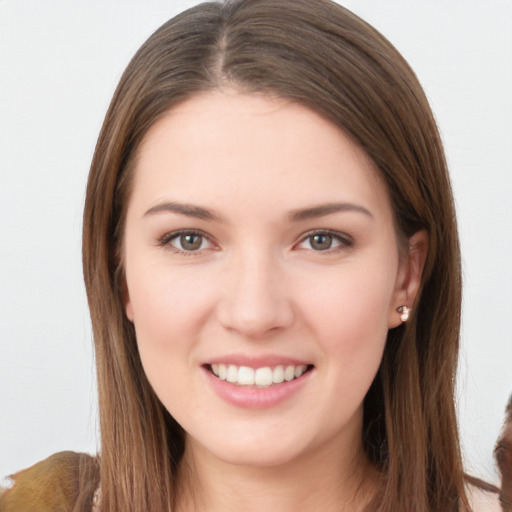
[397,306,411,322]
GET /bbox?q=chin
[210,442,305,468]
[185,426,315,469]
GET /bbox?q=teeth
[273,365,285,384]
[255,367,273,386]
[238,366,255,385]
[295,365,307,378]
[209,363,309,387]
[226,364,238,383]
[284,365,295,381]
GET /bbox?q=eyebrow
[144,200,373,223]
[144,201,224,222]
[288,202,374,222]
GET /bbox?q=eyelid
[157,229,217,255]
[294,229,354,251]
[156,228,353,255]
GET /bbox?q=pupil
[181,234,202,250]
[311,234,332,250]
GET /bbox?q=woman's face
[123,91,419,468]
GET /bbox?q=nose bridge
[217,244,294,337]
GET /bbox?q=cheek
[303,261,393,334]
[298,262,394,379]
[126,261,212,339]
[124,263,215,394]
[125,268,215,421]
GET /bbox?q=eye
[176,233,206,251]
[296,230,352,252]
[159,230,214,254]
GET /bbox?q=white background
[1,0,511,485]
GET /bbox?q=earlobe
[121,279,135,322]
[126,300,134,322]
[388,230,429,328]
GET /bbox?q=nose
[216,248,295,338]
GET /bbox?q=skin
[123,90,427,512]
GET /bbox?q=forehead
[138,90,374,172]
[130,91,392,222]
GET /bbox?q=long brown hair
[82,1,466,510]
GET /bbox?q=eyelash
[157,229,215,256]
[296,229,354,253]
[157,229,353,256]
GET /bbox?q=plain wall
[1,0,511,485]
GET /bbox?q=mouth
[206,363,314,388]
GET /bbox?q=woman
[0,0,502,510]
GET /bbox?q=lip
[201,362,314,409]
[205,354,312,368]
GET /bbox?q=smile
[209,363,311,387]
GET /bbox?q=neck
[175,431,379,512]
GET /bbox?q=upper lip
[204,354,313,368]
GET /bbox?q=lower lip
[202,367,312,409]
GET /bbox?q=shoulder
[495,395,512,511]
[0,451,99,512]
[465,483,502,512]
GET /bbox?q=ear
[121,278,135,322]
[125,298,134,322]
[388,230,429,328]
